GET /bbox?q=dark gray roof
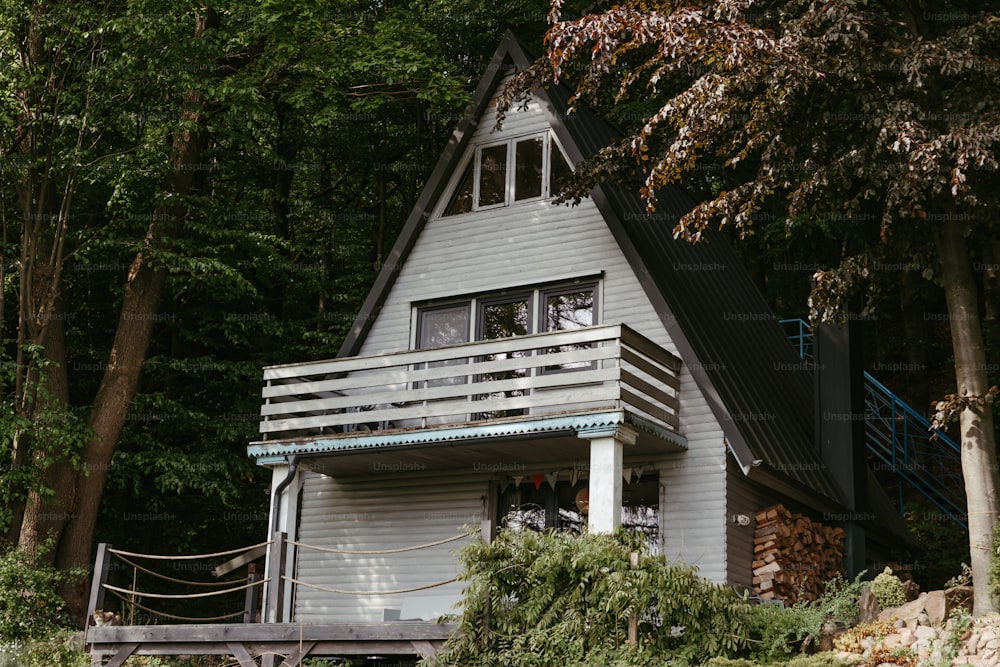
[338,32,845,509]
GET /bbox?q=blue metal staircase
[780,319,967,529]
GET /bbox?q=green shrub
[806,570,869,626]
[745,603,824,663]
[423,529,754,667]
[870,567,906,610]
[0,630,90,667]
[745,571,868,663]
[0,541,84,641]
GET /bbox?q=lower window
[496,474,660,551]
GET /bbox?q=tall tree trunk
[936,217,1000,616]
[52,11,215,620]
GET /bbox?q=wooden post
[86,543,112,628]
[627,551,639,645]
[244,563,261,623]
[265,532,287,624]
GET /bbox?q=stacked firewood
[752,504,846,604]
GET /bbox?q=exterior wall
[725,463,774,585]
[293,468,488,624]
[292,451,675,623]
[345,84,729,584]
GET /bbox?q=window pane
[514,137,544,201]
[443,161,474,216]
[419,305,470,348]
[478,144,507,207]
[549,140,573,196]
[419,305,470,388]
[482,300,529,340]
[477,299,529,418]
[544,289,595,371]
[546,290,594,332]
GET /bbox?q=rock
[896,627,915,646]
[860,584,880,623]
[881,592,928,625]
[918,610,931,626]
[894,618,906,629]
[924,590,948,625]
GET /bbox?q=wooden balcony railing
[258,324,681,441]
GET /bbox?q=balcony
[256,324,682,445]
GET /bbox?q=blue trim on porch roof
[247,411,687,464]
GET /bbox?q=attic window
[442,132,572,216]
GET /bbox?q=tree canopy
[510,0,1000,613]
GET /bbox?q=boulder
[859,584,879,623]
[879,592,928,625]
[924,590,947,625]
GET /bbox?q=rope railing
[107,540,272,561]
[103,578,269,600]
[288,532,470,555]
[114,552,247,588]
[94,540,273,626]
[282,575,458,597]
[104,587,250,623]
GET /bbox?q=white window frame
[440,131,571,217]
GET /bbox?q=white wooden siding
[293,469,487,623]
[350,83,729,583]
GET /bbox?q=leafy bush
[745,571,868,663]
[833,620,895,652]
[423,529,754,667]
[0,541,84,641]
[745,603,824,663]
[870,567,906,610]
[0,630,90,667]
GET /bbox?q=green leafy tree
[507,0,1000,614]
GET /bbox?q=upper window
[442,132,573,216]
[415,282,597,348]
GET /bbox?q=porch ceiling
[248,410,686,477]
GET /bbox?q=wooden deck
[86,620,455,667]
[258,323,682,441]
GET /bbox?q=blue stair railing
[780,319,967,529]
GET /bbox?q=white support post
[262,463,302,624]
[578,425,637,533]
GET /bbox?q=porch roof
[249,409,687,475]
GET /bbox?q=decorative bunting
[634,465,644,481]
[623,467,633,484]
[545,471,559,490]
[570,468,580,487]
[533,473,544,489]
[511,475,524,489]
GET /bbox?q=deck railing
[258,324,682,441]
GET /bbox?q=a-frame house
[249,29,911,621]
[86,31,912,667]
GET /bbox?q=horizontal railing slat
[262,346,613,399]
[261,366,620,417]
[263,325,624,380]
[259,385,623,433]
[620,347,680,392]
[619,369,678,414]
[620,327,682,372]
